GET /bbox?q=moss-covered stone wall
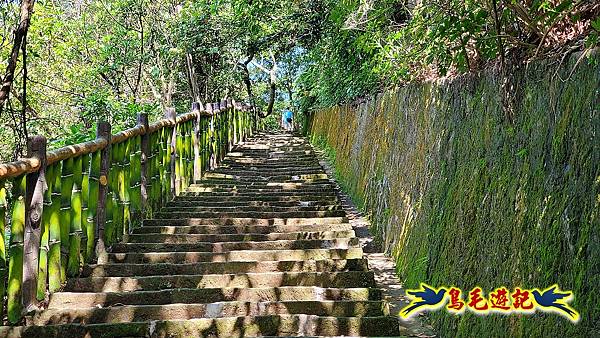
[309,51,599,337]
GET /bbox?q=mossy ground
[309,50,600,337]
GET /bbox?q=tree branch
[0,0,36,117]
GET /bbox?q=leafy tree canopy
[0,0,597,160]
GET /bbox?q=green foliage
[298,0,599,108]
[0,0,328,159]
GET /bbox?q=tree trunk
[285,81,293,110]
[186,53,201,102]
[255,53,278,119]
[239,53,258,126]
[260,80,276,119]
[0,0,36,117]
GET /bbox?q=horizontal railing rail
[0,99,253,324]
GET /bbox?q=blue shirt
[284,110,293,120]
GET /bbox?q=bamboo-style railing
[0,99,253,324]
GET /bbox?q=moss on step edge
[309,49,600,337]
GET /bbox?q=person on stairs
[282,107,294,132]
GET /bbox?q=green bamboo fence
[0,100,252,324]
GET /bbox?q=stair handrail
[0,99,253,324]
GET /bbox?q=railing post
[192,102,202,182]
[207,103,215,170]
[23,135,47,312]
[95,121,111,261]
[166,108,177,198]
[216,101,222,161]
[221,99,229,153]
[227,98,234,149]
[137,113,149,217]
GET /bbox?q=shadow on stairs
[1,132,404,338]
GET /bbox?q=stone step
[189,182,334,188]
[223,160,322,167]
[184,188,336,195]
[213,173,327,180]
[132,223,354,235]
[202,173,330,181]
[172,195,339,203]
[222,159,321,165]
[193,177,332,183]
[216,165,325,172]
[64,271,377,292]
[185,185,336,193]
[166,200,340,208]
[6,315,401,337]
[126,230,355,244]
[81,259,369,277]
[48,287,383,308]
[153,210,347,219]
[210,169,326,177]
[110,238,359,253]
[225,153,317,159]
[223,155,320,161]
[30,301,388,325]
[106,248,364,264]
[234,146,314,151]
[158,205,342,213]
[181,191,338,198]
[142,216,348,226]
[225,153,316,158]
[226,147,315,152]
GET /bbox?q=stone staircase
[5,133,401,337]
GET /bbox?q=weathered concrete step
[191,179,331,185]
[226,157,317,161]
[221,161,322,167]
[188,179,333,187]
[203,173,329,181]
[64,271,377,292]
[142,216,348,226]
[48,287,383,308]
[111,238,359,253]
[235,144,311,147]
[82,259,368,277]
[133,223,353,235]
[166,200,340,208]
[154,210,346,219]
[234,146,313,151]
[217,160,320,166]
[173,195,339,203]
[223,155,319,160]
[7,315,401,337]
[217,165,325,172]
[230,152,316,155]
[186,185,335,192]
[181,191,337,198]
[189,181,333,188]
[184,188,336,195]
[222,160,322,167]
[226,153,317,159]
[211,169,325,176]
[30,301,388,325]
[226,147,314,152]
[158,205,342,213]
[127,230,355,244]
[106,248,364,264]
[224,152,317,158]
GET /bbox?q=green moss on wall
[309,50,600,337]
